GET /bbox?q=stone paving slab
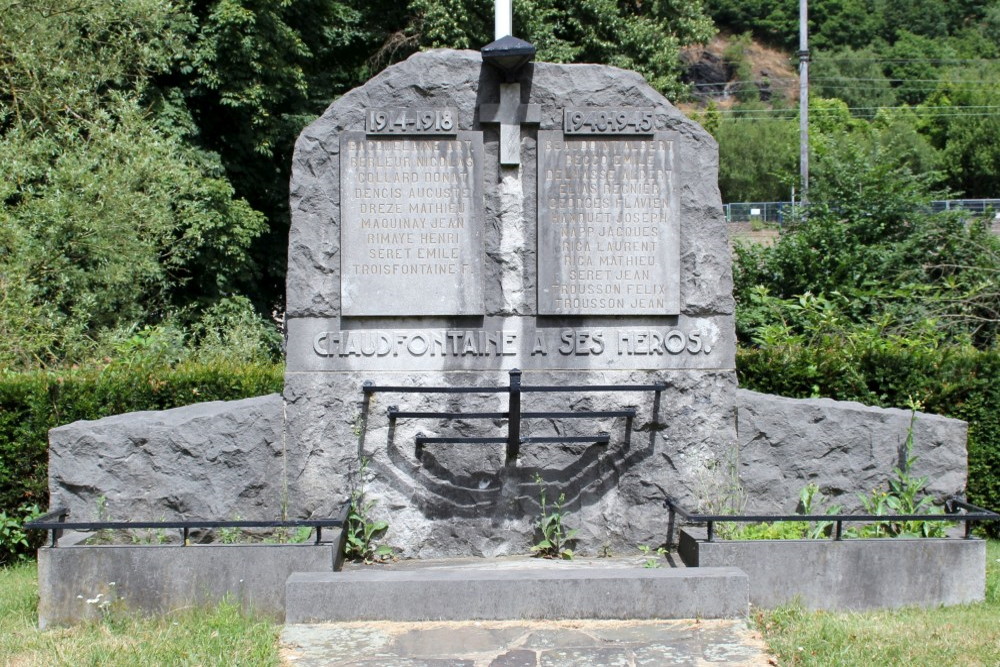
[280,619,772,666]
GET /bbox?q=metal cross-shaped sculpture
[480,85,539,167]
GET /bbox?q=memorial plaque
[537,131,680,315]
[340,131,484,316]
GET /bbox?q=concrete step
[285,561,748,623]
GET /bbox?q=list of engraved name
[538,136,678,315]
[343,138,476,279]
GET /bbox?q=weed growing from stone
[344,457,392,562]
[638,544,667,568]
[530,474,577,560]
[720,483,843,540]
[852,402,950,538]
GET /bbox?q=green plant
[853,404,949,538]
[799,483,843,539]
[719,483,843,541]
[263,526,313,545]
[638,544,667,568]
[0,504,42,565]
[129,528,170,546]
[696,443,748,518]
[218,517,243,545]
[343,458,392,563]
[530,475,577,560]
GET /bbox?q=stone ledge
[679,527,986,610]
[38,540,342,628]
[285,564,749,622]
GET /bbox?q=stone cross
[479,85,539,167]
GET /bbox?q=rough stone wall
[737,389,967,513]
[48,395,284,522]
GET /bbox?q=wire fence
[725,199,1000,225]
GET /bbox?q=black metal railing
[666,498,999,543]
[364,368,663,464]
[25,501,351,548]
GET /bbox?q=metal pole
[506,368,522,465]
[495,0,512,39]
[799,0,809,202]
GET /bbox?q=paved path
[280,618,772,666]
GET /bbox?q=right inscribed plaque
[537,131,680,315]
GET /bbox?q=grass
[0,561,281,666]
[3,541,998,665]
[755,539,1000,666]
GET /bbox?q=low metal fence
[929,199,1000,215]
[724,201,793,225]
[26,502,351,547]
[666,498,999,544]
[725,199,1000,225]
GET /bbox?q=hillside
[680,35,798,111]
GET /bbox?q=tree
[0,1,265,367]
[401,0,715,97]
[734,119,999,346]
[713,108,798,202]
[811,45,898,111]
[919,65,1000,198]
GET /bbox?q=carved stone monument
[284,48,735,557]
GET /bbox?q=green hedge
[0,363,283,520]
[738,345,1000,535]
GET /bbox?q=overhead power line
[815,57,1000,64]
[689,77,1000,89]
[716,104,1000,114]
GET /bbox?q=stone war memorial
[36,22,989,626]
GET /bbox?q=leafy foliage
[531,475,577,559]
[920,63,1000,198]
[705,0,996,51]
[852,405,950,538]
[399,0,715,98]
[720,483,842,540]
[343,458,392,562]
[734,129,999,346]
[711,107,798,202]
[0,1,268,367]
[0,504,42,565]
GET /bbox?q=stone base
[37,540,342,627]
[678,528,986,610]
[285,561,749,622]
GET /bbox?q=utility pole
[799,0,809,203]
[495,0,512,39]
